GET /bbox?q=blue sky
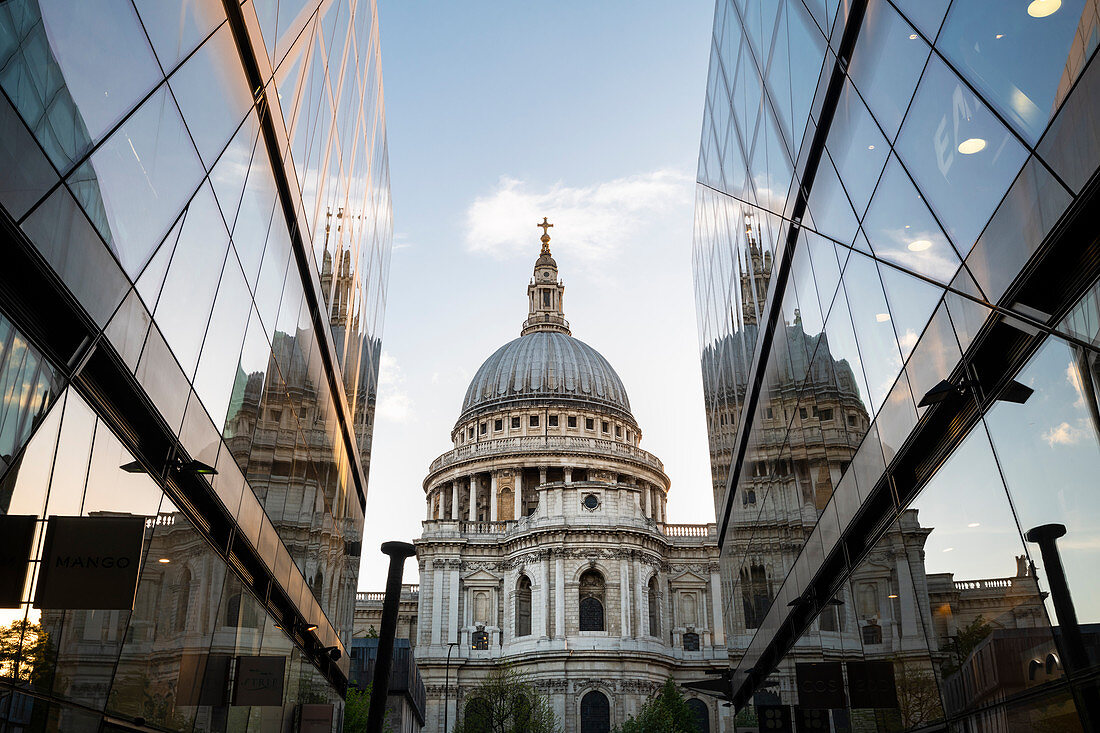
[359,1,716,590]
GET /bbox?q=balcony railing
[421,518,716,540]
[355,585,420,603]
[427,435,665,474]
[662,524,715,538]
[953,578,1017,591]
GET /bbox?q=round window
[583,494,599,510]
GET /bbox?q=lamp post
[366,541,416,733]
[443,641,460,732]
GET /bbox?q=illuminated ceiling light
[158,558,171,563]
[904,224,911,229]
[867,144,875,150]
[305,623,319,631]
[995,33,1005,38]
[887,594,899,599]
[968,522,981,527]
[1027,0,1061,18]
[908,33,918,40]
[957,137,987,154]
[943,547,955,552]
[907,239,932,252]
[875,313,891,322]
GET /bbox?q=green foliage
[344,685,371,733]
[366,625,379,638]
[615,679,700,733]
[942,615,993,675]
[452,666,559,733]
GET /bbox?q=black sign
[794,708,829,732]
[795,662,846,708]
[298,704,334,733]
[33,515,145,610]
[758,704,792,732]
[0,515,37,608]
[846,661,899,709]
[233,655,286,706]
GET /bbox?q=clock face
[543,271,550,278]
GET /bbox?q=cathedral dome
[459,331,633,424]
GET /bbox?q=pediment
[670,570,708,586]
[463,569,501,584]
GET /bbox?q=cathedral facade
[411,226,729,733]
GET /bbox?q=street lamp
[443,641,460,732]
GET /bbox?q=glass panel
[843,251,904,415]
[938,0,1087,143]
[0,92,57,220]
[847,0,930,142]
[903,301,962,417]
[193,254,252,429]
[891,0,949,40]
[153,184,230,378]
[133,0,226,72]
[894,53,1029,254]
[168,23,254,168]
[984,335,1100,687]
[877,260,945,363]
[1037,45,1100,193]
[19,185,130,327]
[806,154,858,245]
[0,376,65,517]
[75,84,205,279]
[862,154,961,285]
[826,80,889,218]
[965,156,1071,304]
[30,0,160,144]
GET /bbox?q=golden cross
[537,217,553,236]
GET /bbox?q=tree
[942,615,993,675]
[0,620,54,688]
[452,666,559,733]
[615,679,700,733]
[343,684,371,732]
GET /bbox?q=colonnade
[424,467,667,523]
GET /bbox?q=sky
[358,1,717,591]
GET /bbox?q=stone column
[427,492,434,520]
[514,471,524,518]
[644,485,651,517]
[538,553,550,639]
[490,472,498,520]
[539,466,547,485]
[622,559,631,637]
[468,475,477,521]
[431,561,443,646]
[896,556,918,637]
[450,480,459,520]
[656,493,664,523]
[555,554,565,638]
[711,568,725,647]
[564,467,573,484]
[634,556,645,637]
[448,561,460,644]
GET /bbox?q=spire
[521,217,571,336]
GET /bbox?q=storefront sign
[758,704,792,732]
[795,662,846,708]
[794,707,829,731]
[298,704,334,733]
[33,515,145,610]
[846,661,899,709]
[233,655,286,706]
[0,515,37,608]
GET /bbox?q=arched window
[580,690,610,733]
[465,697,491,729]
[226,593,241,626]
[174,567,192,633]
[740,563,770,629]
[681,594,697,625]
[648,577,660,636]
[579,570,605,632]
[686,699,710,733]
[862,621,882,645]
[471,630,489,650]
[516,575,532,637]
[474,591,489,623]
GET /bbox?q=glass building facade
[0,0,391,730]
[694,0,1100,729]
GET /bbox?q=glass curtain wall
[0,0,391,730]
[694,0,1100,728]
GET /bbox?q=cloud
[376,351,413,423]
[1043,420,1083,447]
[464,169,692,262]
[393,233,413,251]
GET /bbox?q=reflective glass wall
[0,0,391,729]
[694,0,1100,728]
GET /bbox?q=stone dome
[459,331,633,424]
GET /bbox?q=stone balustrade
[427,435,665,475]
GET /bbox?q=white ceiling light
[958,138,987,154]
[907,239,932,252]
[1028,0,1062,18]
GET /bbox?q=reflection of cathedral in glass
[0,0,391,729]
